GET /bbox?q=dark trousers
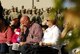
[9,46,20,54]
[20,44,59,54]
[38,46,59,54]
[0,52,6,54]
[61,45,69,54]
[20,44,39,54]
[0,43,9,54]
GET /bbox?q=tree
[51,0,80,52]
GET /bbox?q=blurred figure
[30,8,37,22]
[4,10,11,24]
[16,7,19,13]
[9,16,20,54]
[27,9,32,21]
[10,16,20,30]
[61,9,80,38]
[61,9,80,54]
[36,9,42,25]
[9,7,19,21]
[21,6,25,15]
[41,8,51,26]
[0,18,13,54]
[19,15,43,54]
[39,12,61,54]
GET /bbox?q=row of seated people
[0,13,67,54]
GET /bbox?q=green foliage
[51,0,80,51]
[65,28,80,51]
[53,0,64,10]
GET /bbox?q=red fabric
[0,27,13,43]
[11,28,20,43]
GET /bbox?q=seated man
[19,15,43,54]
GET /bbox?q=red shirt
[0,27,13,43]
[11,28,20,43]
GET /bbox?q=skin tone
[61,10,80,38]
[19,16,30,46]
[20,16,30,27]
[46,19,53,28]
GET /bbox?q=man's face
[20,16,29,27]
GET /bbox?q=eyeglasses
[46,20,50,22]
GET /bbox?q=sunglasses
[46,20,50,21]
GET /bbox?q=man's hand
[44,43,54,46]
[39,41,43,46]
[39,42,54,46]
[19,42,26,46]
[39,42,53,46]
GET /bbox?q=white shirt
[42,25,60,45]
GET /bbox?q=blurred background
[0,0,80,54]
[0,0,53,10]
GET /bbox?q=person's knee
[53,49,59,54]
[20,44,27,53]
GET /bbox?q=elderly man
[19,15,43,54]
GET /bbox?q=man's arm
[26,23,43,43]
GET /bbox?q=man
[19,15,43,54]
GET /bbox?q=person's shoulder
[7,26,12,30]
[32,23,40,26]
[32,23,42,29]
[52,25,60,31]
[52,25,58,28]
[5,26,13,33]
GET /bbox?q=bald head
[21,15,30,21]
[20,15,30,27]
